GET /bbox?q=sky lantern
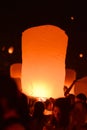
[10,63,21,78]
[64,69,76,95]
[74,77,87,96]
[10,63,22,92]
[8,46,14,54]
[22,25,68,98]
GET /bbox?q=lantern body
[10,63,22,92]
[10,63,21,78]
[64,69,76,95]
[22,25,68,98]
[75,77,87,96]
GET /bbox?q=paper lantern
[10,63,21,78]
[64,69,76,95]
[74,77,87,96]
[10,63,22,92]
[22,25,68,98]
[8,46,14,54]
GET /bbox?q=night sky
[0,1,87,79]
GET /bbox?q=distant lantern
[2,46,6,51]
[79,53,83,58]
[10,63,22,92]
[64,69,76,95]
[74,76,87,96]
[71,16,74,20]
[8,46,14,54]
[22,25,68,98]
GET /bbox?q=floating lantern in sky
[79,53,83,58]
[71,16,74,20]
[22,25,68,98]
[10,63,21,78]
[8,46,14,54]
[64,69,76,95]
[74,77,87,96]
[10,63,22,92]
[2,46,6,51]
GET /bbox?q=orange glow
[71,16,74,20]
[79,53,83,58]
[10,63,22,92]
[64,69,76,94]
[10,63,21,78]
[22,25,68,98]
[2,46,6,51]
[75,77,87,96]
[8,46,14,54]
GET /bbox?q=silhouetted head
[75,93,87,104]
[33,101,45,118]
[45,99,53,110]
[53,97,70,127]
[67,94,75,106]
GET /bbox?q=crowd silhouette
[0,75,87,130]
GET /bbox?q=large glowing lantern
[10,63,22,92]
[22,25,68,98]
[74,76,87,96]
[64,69,76,95]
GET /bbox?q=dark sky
[0,1,87,78]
